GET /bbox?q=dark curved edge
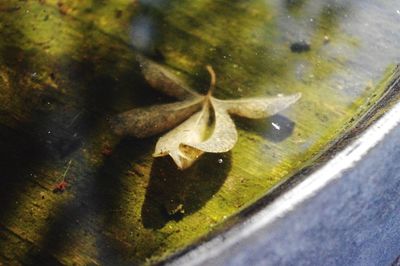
[159,65,400,265]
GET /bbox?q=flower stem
[206,65,216,97]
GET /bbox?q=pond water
[0,0,399,264]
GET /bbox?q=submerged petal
[137,54,201,100]
[111,97,203,138]
[216,93,301,119]
[185,97,238,153]
[153,103,210,169]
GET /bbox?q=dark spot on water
[290,41,311,53]
[115,9,123,18]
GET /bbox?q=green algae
[0,0,399,265]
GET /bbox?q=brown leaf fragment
[136,54,200,100]
[216,93,302,119]
[111,97,203,138]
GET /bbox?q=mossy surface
[0,0,399,265]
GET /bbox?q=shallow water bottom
[0,0,399,264]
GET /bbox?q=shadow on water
[0,2,152,264]
[142,152,231,229]
[19,39,155,266]
[0,44,81,220]
[25,136,151,265]
[235,114,296,143]
[0,42,87,263]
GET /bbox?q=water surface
[0,0,399,264]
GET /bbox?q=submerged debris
[165,202,185,216]
[101,145,113,156]
[290,41,311,53]
[111,55,301,169]
[53,160,72,193]
[53,180,68,193]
